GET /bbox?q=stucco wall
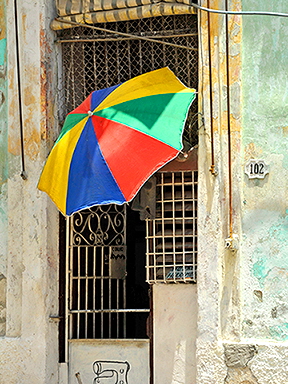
[0,0,8,338]
[241,0,288,343]
[197,0,288,383]
[0,0,60,383]
[153,284,198,384]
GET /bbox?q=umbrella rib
[54,18,197,51]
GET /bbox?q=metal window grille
[146,170,198,283]
[67,205,149,339]
[58,14,198,149]
[60,14,199,340]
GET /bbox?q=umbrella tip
[87,110,93,117]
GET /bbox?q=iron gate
[58,14,198,345]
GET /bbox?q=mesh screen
[58,14,198,148]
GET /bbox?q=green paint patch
[252,212,288,286]
[0,38,7,66]
[269,323,288,341]
[252,259,267,287]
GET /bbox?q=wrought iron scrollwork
[71,205,126,246]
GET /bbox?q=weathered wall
[197,0,288,383]
[241,0,288,343]
[197,0,242,382]
[153,284,198,384]
[0,0,8,337]
[0,0,60,383]
[236,1,288,381]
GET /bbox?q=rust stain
[8,66,21,156]
[201,0,242,136]
[24,85,36,106]
[244,143,263,161]
[22,14,27,41]
[0,2,6,40]
[281,126,288,137]
[40,17,55,145]
[24,122,40,160]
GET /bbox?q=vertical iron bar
[65,217,70,357]
[181,172,185,281]
[161,174,165,281]
[101,248,104,338]
[85,247,88,338]
[153,220,156,282]
[77,247,80,338]
[116,279,119,338]
[172,173,176,283]
[123,279,126,338]
[109,260,111,338]
[126,24,132,79]
[93,247,96,338]
[192,171,196,281]
[149,284,154,384]
[71,44,76,108]
[123,205,127,337]
[146,220,149,282]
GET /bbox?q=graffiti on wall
[93,361,130,384]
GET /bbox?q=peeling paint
[269,323,288,341]
[0,0,7,338]
[0,38,6,66]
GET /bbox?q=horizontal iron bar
[57,32,198,43]
[69,309,150,313]
[55,18,197,50]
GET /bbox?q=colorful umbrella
[38,67,196,216]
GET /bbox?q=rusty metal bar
[55,18,197,50]
[69,309,150,313]
[57,33,198,43]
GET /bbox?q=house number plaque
[245,159,269,179]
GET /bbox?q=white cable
[192,2,288,18]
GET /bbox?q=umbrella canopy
[38,67,196,216]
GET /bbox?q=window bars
[68,205,150,339]
[61,14,199,340]
[69,205,125,339]
[146,170,198,283]
[58,14,198,149]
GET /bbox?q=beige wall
[153,284,198,384]
[0,0,60,383]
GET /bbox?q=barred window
[57,14,198,149]
[146,166,197,283]
[58,15,198,345]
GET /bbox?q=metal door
[65,205,150,384]
[57,15,198,383]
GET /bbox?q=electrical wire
[191,3,288,18]
[14,0,27,180]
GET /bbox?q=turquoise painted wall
[241,0,288,340]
